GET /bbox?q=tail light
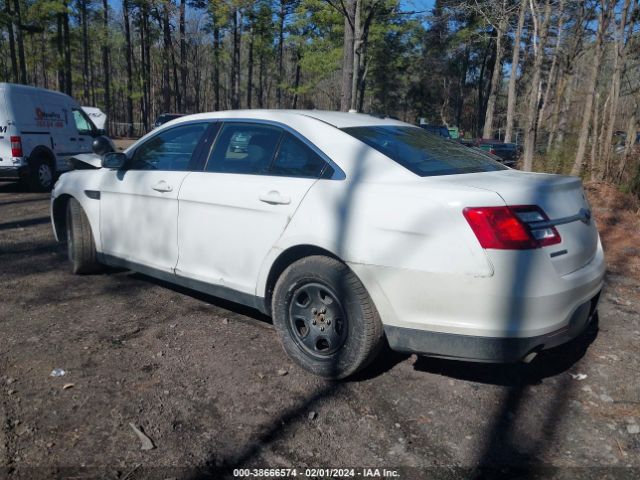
[10,136,23,157]
[463,205,561,250]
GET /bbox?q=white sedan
[51,110,605,378]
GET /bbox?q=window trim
[202,119,345,180]
[127,120,214,172]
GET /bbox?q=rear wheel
[26,158,54,192]
[66,198,101,274]
[272,256,384,379]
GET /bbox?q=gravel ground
[0,180,639,480]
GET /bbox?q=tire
[66,198,101,274]
[26,158,54,192]
[272,255,384,379]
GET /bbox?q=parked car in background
[52,110,604,379]
[0,83,109,191]
[474,140,522,165]
[154,113,185,129]
[419,124,452,139]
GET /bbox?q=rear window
[342,126,507,177]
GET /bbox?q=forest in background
[1,0,640,194]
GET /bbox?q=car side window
[206,123,282,174]
[130,123,208,171]
[269,133,331,178]
[72,109,93,135]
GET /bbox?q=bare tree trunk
[123,0,134,136]
[102,0,111,131]
[340,0,356,111]
[590,92,601,181]
[504,0,527,143]
[350,0,362,111]
[213,25,220,111]
[292,52,302,109]
[601,0,633,180]
[57,13,64,92]
[570,3,612,177]
[258,51,265,108]
[6,0,18,83]
[13,0,27,84]
[522,0,552,172]
[483,21,505,139]
[230,9,241,109]
[63,1,72,95]
[179,0,187,111]
[476,36,494,138]
[161,3,172,113]
[80,0,90,103]
[537,0,565,133]
[276,1,287,108]
[247,26,254,109]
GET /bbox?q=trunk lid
[436,170,599,276]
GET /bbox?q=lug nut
[326,319,331,326]
[321,308,326,314]
[312,320,317,325]
[320,326,325,331]
[312,308,317,314]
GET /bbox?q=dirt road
[0,181,638,479]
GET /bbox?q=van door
[71,107,97,155]
[25,93,77,171]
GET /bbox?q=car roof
[167,109,411,129]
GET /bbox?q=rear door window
[206,123,283,174]
[343,126,507,177]
[270,133,331,178]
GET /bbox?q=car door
[176,122,334,296]
[99,121,212,273]
[71,107,97,155]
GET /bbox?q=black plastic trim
[384,291,601,363]
[97,253,268,314]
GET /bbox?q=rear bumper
[384,290,600,362]
[0,165,27,180]
[349,238,605,361]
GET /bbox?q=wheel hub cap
[288,283,347,357]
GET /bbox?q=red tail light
[463,205,561,250]
[10,136,23,157]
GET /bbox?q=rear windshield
[342,126,507,177]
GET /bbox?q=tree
[570,0,613,177]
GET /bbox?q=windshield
[342,126,507,177]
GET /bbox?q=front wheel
[272,256,384,379]
[66,198,101,274]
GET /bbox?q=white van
[0,83,107,191]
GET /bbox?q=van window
[72,109,94,135]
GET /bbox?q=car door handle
[259,190,290,205]
[152,181,173,193]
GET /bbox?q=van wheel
[272,256,384,379]
[26,158,54,192]
[66,198,101,274]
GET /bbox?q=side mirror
[92,135,115,156]
[102,152,128,169]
